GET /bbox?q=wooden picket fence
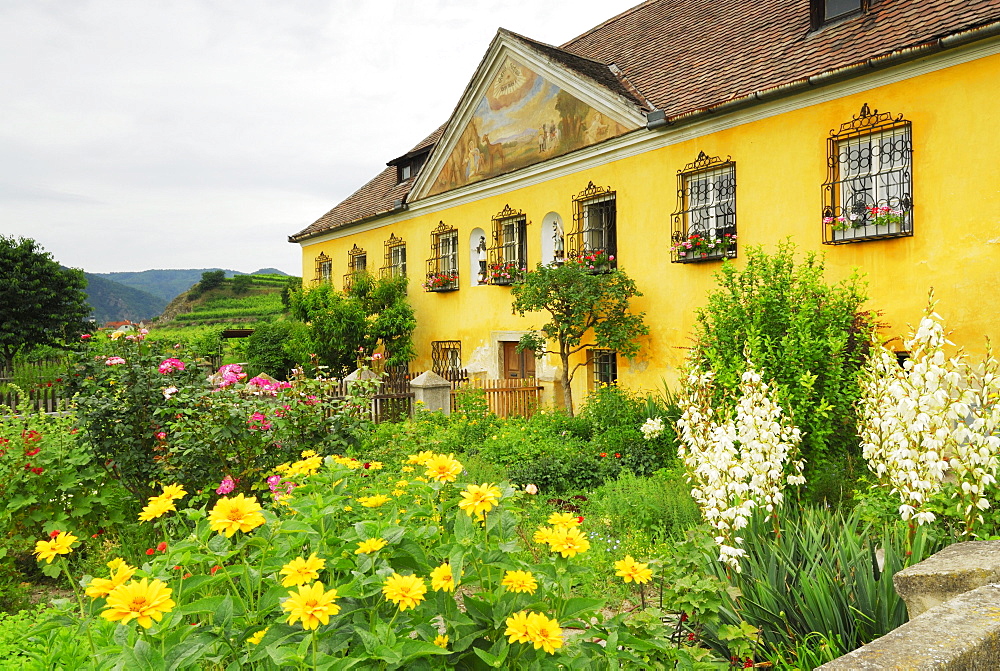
[452,377,542,418]
[0,386,67,413]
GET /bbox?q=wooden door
[502,341,535,379]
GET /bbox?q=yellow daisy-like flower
[208,494,266,537]
[429,563,456,592]
[382,573,427,611]
[458,483,502,518]
[547,512,581,527]
[101,578,175,628]
[391,489,406,497]
[159,484,187,500]
[504,610,533,645]
[355,538,388,554]
[368,461,383,470]
[275,462,290,474]
[401,465,414,473]
[395,480,409,488]
[614,555,653,584]
[138,495,176,522]
[548,525,591,558]
[343,505,353,512]
[406,450,435,465]
[501,569,538,594]
[279,554,326,587]
[533,526,557,546]
[286,455,322,477]
[281,581,341,630]
[424,453,463,483]
[357,494,391,508]
[434,634,448,648]
[86,558,137,598]
[526,612,564,654]
[247,628,268,645]
[300,449,318,458]
[33,531,78,563]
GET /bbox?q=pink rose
[105,357,126,366]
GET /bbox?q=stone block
[894,540,1000,619]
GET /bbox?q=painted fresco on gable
[427,57,630,196]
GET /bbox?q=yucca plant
[699,505,945,661]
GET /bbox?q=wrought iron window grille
[670,152,737,264]
[431,340,462,378]
[591,349,618,387]
[569,181,617,271]
[822,103,913,245]
[343,244,368,291]
[425,222,459,292]
[487,204,530,286]
[381,234,407,279]
[313,252,332,285]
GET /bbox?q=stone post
[410,371,452,415]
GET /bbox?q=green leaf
[164,632,215,671]
[121,639,166,671]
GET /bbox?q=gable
[412,31,646,201]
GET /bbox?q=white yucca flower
[859,299,1000,535]
[677,362,804,571]
[640,417,665,440]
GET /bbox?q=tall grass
[702,506,946,661]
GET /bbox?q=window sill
[673,248,737,264]
[823,221,913,245]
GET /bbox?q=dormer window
[393,152,427,184]
[399,163,412,181]
[812,0,865,28]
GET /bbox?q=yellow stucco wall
[300,47,1000,411]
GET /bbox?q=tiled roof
[291,0,1000,242]
[562,0,1000,117]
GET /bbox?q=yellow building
[291,0,1000,410]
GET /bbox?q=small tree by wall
[511,260,648,416]
[689,241,873,500]
[290,273,415,377]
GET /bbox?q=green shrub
[230,274,252,295]
[243,321,307,379]
[582,469,700,541]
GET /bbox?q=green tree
[197,269,226,292]
[690,241,874,500]
[291,273,416,376]
[512,262,648,416]
[230,273,252,295]
[0,236,90,369]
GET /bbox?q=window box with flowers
[671,232,737,263]
[568,249,614,273]
[488,261,525,286]
[423,271,459,292]
[826,205,907,242]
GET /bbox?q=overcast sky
[0,0,640,276]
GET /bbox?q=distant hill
[83,273,169,323]
[95,268,288,303]
[157,274,293,325]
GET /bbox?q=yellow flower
[101,578,175,628]
[247,628,268,645]
[109,330,125,340]
[526,612,563,654]
[614,555,653,584]
[505,610,533,644]
[547,512,581,527]
[368,461,383,470]
[406,450,435,465]
[275,462,290,474]
[287,455,322,477]
[33,531,78,563]
[280,554,326,587]
[138,495,176,522]
[458,483,502,518]
[86,558,136,598]
[424,454,463,483]
[343,505,353,512]
[533,526,557,546]
[548,525,591,558]
[434,634,448,648]
[160,484,187,500]
[391,489,406,497]
[282,581,341,630]
[357,494,391,508]
[208,494,266,537]
[395,480,409,488]
[501,570,537,594]
[300,449,318,458]
[429,563,456,592]
[401,466,414,473]
[382,573,427,611]
[355,538,388,554]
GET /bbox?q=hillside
[157,274,295,326]
[97,268,288,303]
[83,272,169,323]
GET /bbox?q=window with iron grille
[343,245,367,291]
[821,103,912,245]
[425,222,459,292]
[381,234,406,278]
[591,349,618,387]
[487,204,528,285]
[314,252,332,285]
[431,341,462,379]
[568,182,616,270]
[671,152,737,263]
